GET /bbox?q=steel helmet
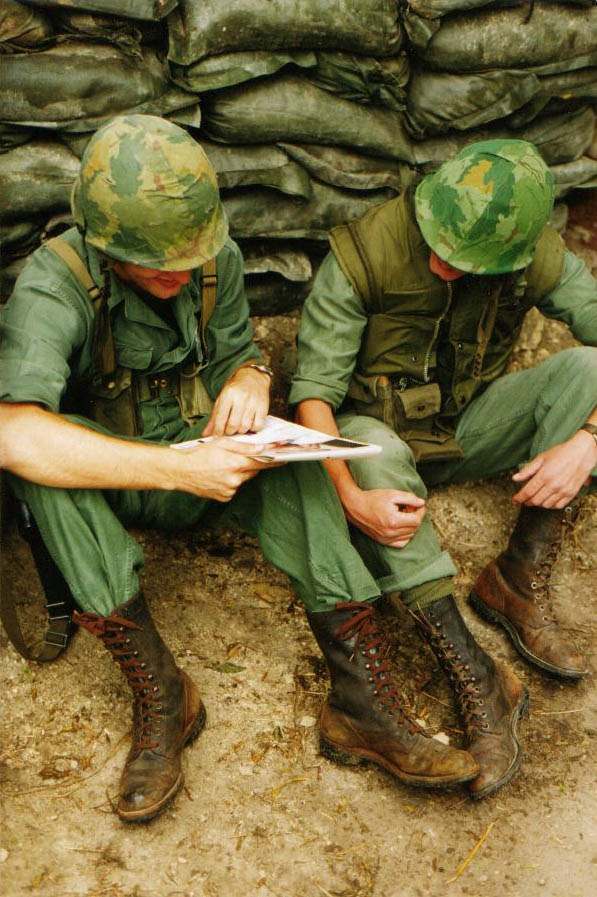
[414,139,555,275]
[71,114,228,270]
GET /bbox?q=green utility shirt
[289,250,597,411]
[0,230,261,439]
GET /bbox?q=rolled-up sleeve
[538,250,597,346]
[0,248,90,411]
[289,252,368,410]
[201,239,261,399]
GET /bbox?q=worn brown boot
[413,596,528,800]
[74,594,205,822]
[470,504,587,679]
[306,602,479,789]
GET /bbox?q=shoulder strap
[199,256,218,351]
[45,235,116,376]
[45,236,102,306]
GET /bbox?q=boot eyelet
[368,677,374,683]
[373,690,379,696]
[148,674,154,680]
[141,662,146,668]
[531,582,538,590]
[482,723,490,730]
[481,712,488,718]
[125,638,131,645]
[365,663,371,670]
[153,685,159,692]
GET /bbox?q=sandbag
[0,123,34,153]
[0,0,53,51]
[223,181,396,241]
[201,141,313,199]
[408,6,597,75]
[309,53,410,111]
[51,9,161,51]
[202,76,414,163]
[0,140,80,223]
[0,220,44,259]
[551,156,597,197]
[167,0,402,66]
[412,107,595,168]
[170,50,316,94]
[26,1,176,21]
[243,242,313,283]
[279,144,414,193]
[1,40,197,131]
[245,272,315,316]
[406,68,540,137]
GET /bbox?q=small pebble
[432,732,450,746]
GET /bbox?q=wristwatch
[580,423,597,448]
[245,363,274,380]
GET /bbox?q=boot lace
[74,612,163,750]
[529,505,576,624]
[422,619,488,736]
[334,602,423,735]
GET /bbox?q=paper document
[171,415,382,462]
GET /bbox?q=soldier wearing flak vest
[1,116,484,824]
[292,139,597,799]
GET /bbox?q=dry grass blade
[447,820,497,883]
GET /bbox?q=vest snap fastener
[107,381,116,390]
[159,378,168,388]
[457,342,463,351]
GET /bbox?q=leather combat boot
[74,593,205,822]
[306,601,479,789]
[470,504,587,679]
[412,596,529,800]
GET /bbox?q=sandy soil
[1,201,596,897]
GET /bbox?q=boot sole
[469,688,530,801]
[469,591,586,680]
[117,702,207,824]
[319,737,478,790]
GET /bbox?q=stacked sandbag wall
[1,0,596,309]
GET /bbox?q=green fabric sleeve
[201,238,262,399]
[289,252,368,410]
[537,250,597,346]
[0,244,91,411]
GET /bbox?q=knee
[340,415,416,466]
[556,346,597,388]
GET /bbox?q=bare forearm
[0,403,182,491]
[295,399,359,502]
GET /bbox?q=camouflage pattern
[414,139,555,275]
[71,114,228,270]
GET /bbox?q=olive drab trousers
[338,347,597,607]
[8,414,381,616]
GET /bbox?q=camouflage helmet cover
[414,139,555,275]
[71,114,228,270]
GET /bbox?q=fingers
[390,490,426,509]
[512,455,543,483]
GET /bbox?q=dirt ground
[1,197,596,897]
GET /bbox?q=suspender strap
[45,236,116,375]
[45,236,102,304]
[199,256,217,352]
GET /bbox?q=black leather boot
[413,596,529,799]
[74,593,205,822]
[307,601,479,789]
